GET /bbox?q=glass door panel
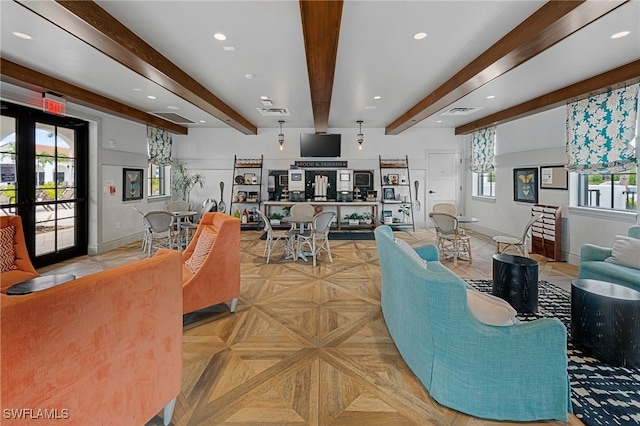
[0,116,18,216]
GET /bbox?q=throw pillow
[395,237,427,269]
[605,235,640,270]
[466,289,518,326]
[185,227,217,274]
[0,226,18,272]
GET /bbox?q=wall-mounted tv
[300,133,341,157]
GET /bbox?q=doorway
[426,151,462,222]
[1,101,88,268]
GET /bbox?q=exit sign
[42,93,67,116]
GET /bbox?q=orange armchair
[1,249,183,425]
[182,212,241,314]
[1,215,39,292]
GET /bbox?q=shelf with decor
[379,155,415,231]
[230,155,263,230]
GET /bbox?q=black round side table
[571,279,640,368]
[492,253,539,313]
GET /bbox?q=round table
[172,211,197,249]
[571,279,640,368]
[7,274,76,295]
[492,253,538,313]
[282,215,315,261]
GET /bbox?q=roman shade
[469,126,496,173]
[147,125,173,166]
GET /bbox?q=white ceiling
[1,0,639,132]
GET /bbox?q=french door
[0,101,88,268]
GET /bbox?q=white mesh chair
[429,212,472,264]
[143,211,174,257]
[493,214,543,257]
[256,209,292,263]
[432,203,457,216]
[297,211,336,267]
[166,200,190,212]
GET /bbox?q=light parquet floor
[38,228,582,426]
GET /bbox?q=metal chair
[429,212,472,264]
[493,214,543,257]
[433,203,457,216]
[143,211,174,257]
[131,206,149,252]
[255,209,292,263]
[181,199,217,244]
[297,211,336,266]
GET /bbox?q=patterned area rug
[467,280,640,426]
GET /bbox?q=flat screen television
[300,133,341,157]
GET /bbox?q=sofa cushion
[466,289,518,326]
[605,235,640,270]
[185,227,217,273]
[0,226,18,272]
[395,237,427,269]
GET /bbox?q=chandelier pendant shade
[357,120,364,150]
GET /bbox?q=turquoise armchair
[374,225,570,422]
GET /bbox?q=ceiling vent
[440,107,482,116]
[257,107,291,116]
[153,112,195,124]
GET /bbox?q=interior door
[426,151,461,222]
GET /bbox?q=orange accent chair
[182,212,241,314]
[1,249,183,425]
[1,215,39,292]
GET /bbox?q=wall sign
[294,161,347,168]
[42,93,67,116]
[540,165,568,190]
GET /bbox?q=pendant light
[357,120,364,150]
[278,120,285,151]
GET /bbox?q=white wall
[464,106,639,264]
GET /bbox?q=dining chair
[255,209,292,263]
[432,203,457,216]
[143,211,174,257]
[429,212,472,264]
[131,206,149,252]
[493,214,543,257]
[296,211,336,267]
[181,199,217,244]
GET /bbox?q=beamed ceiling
[1,0,639,137]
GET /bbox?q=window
[578,168,637,211]
[474,171,495,198]
[148,163,169,197]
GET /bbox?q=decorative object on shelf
[235,191,246,202]
[123,168,143,201]
[388,174,399,185]
[172,162,205,204]
[344,212,362,225]
[383,210,393,224]
[278,120,285,151]
[383,187,395,200]
[513,167,538,203]
[235,175,244,184]
[366,190,377,201]
[398,204,411,222]
[268,212,284,225]
[357,120,364,150]
[243,173,255,184]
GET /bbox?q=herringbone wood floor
[39,228,582,425]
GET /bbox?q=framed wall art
[123,168,143,201]
[513,167,538,203]
[540,165,568,190]
[383,187,396,200]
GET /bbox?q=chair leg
[163,397,177,426]
[230,298,238,312]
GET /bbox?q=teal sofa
[578,225,640,291]
[374,225,571,422]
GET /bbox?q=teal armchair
[374,225,571,422]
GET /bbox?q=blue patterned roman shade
[566,84,638,173]
[469,126,496,173]
[147,125,173,166]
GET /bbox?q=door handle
[429,190,435,194]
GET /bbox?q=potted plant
[172,162,205,204]
[398,204,411,223]
[344,212,362,225]
[361,212,373,225]
[268,212,284,225]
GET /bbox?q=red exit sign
[42,93,67,116]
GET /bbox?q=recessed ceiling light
[132,88,142,92]
[486,95,495,99]
[364,106,377,110]
[436,120,443,123]
[147,95,156,100]
[13,32,32,40]
[223,46,235,51]
[413,32,427,40]
[166,105,179,110]
[199,120,206,123]
[373,96,382,100]
[261,96,269,100]
[214,33,227,41]
[245,73,256,79]
[611,31,630,39]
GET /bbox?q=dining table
[282,215,315,261]
[172,210,197,249]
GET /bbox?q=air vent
[257,107,290,116]
[153,112,195,124]
[440,107,482,116]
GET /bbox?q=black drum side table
[571,279,640,368]
[6,274,76,295]
[492,253,539,313]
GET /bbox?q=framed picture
[354,171,371,187]
[540,165,568,190]
[383,187,396,200]
[513,167,538,203]
[366,190,377,201]
[243,173,255,184]
[388,174,399,185]
[123,168,143,201]
[278,174,288,187]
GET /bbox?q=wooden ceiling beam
[14,0,257,135]
[455,60,640,135]
[300,0,343,134]
[385,0,628,135]
[1,58,188,135]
